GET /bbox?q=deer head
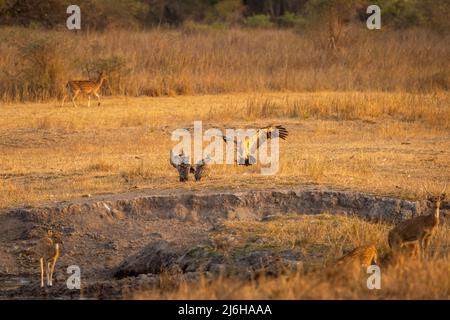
[424,183,447,221]
[47,229,63,245]
[98,72,107,82]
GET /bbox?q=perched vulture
[190,155,212,181]
[170,150,191,182]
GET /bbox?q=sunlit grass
[0,92,449,209]
[132,214,450,299]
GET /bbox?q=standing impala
[61,72,107,107]
[388,189,446,259]
[37,230,62,288]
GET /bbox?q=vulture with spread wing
[221,125,288,166]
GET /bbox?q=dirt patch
[0,187,438,299]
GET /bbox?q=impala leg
[94,92,101,106]
[405,243,419,258]
[417,241,422,260]
[40,257,44,288]
[419,239,426,260]
[62,85,71,107]
[87,95,91,108]
[47,261,51,286]
[61,94,66,107]
[49,256,58,287]
[388,232,402,252]
[409,243,419,258]
[423,236,431,260]
[71,91,79,108]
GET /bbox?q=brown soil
[0,186,438,299]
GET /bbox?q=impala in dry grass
[388,189,447,259]
[335,244,378,268]
[61,72,107,107]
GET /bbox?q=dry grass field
[1,92,449,210]
[0,28,449,101]
[133,214,450,299]
[0,27,449,300]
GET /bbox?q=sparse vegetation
[0,0,449,301]
[0,27,449,102]
[132,214,450,299]
[244,14,274,28]
[0,92,449,210]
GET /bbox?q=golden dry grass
[0,92,449,210]
[134,259,450,299]
[0,28,449,101]
[0,27,449,300]
[132,214,450,299]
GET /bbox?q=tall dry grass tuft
[132,214,450,299]
[0,27,449,102]
[0,30,68,101]
[133,257,450,299]
[208,93,450,129]
[0,92,448,209]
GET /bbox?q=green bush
[205,0,243,24]
[181,20,228,34]
[278,12,297,28]
[376,0,426,28]
[277,12,308,30]
[244,14,273,29]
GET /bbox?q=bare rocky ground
[0,186,437,299]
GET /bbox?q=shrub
[376,0,427,28]
[277,12,303,28]
[84,55,130,95]
[243,15,273,29]
[14,35,66,100]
